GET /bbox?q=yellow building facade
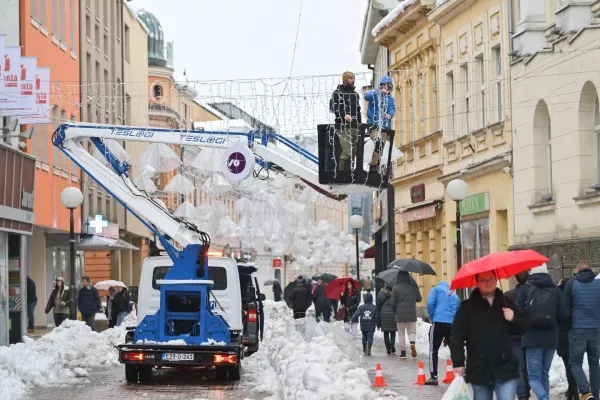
[373,0,446,307]
[429,0,514,286]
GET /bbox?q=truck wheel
[215,366,228,381]
[228,363,241,381]
[125,364,138,383]
[138,365,152,383]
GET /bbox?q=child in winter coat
[352,292,378,355]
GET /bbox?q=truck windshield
[152,266,228,290]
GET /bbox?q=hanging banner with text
[2,56,37,117]
[0,46,22,110]
[18,66,51,124]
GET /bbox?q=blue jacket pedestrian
[563,266,600,329]
[427,281,460,323]
[364,76,396,130]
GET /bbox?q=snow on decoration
[371,0,417,37]
[190,147,224,174]
[173,201,196,219]
[298,186,319,203]
[137,143,181,173]
[92,139,132,166]
[234,197,253,215]
[152,197,168,210]
[163,174,194,195]
[202,174,231,195]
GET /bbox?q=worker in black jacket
[449,270,530,399]
[289,276,311,319]
[329,71,362,171]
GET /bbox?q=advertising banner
[2,56,37,116]
[0,46,21,110]
[18,66,51,124]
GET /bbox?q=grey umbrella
[376,269,419,288]
[387,259,437,275]
[264,279,277,285]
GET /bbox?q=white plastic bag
[441,376,474,400]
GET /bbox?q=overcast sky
[133,0,371,135]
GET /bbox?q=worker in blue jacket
[425,281,460,385]
[364,76,396,172]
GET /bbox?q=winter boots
[410,342,417,358]
[363,343,367,354]
[424,376,438,386]
[367,345,372,356]
[391,346,396,354]
[399,350,407,359]
[386,346,392,355]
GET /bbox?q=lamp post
[60,186,83,320]
[447,179,469,299]
[350,214,364,282]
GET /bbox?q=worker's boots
[366,344,372,356]
[363,343,367,354]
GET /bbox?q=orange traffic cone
[442,359,455,383]
[414,361,427,385]
[372,363,387,387]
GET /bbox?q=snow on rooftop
[371,0,417,37]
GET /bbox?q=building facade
[510,1,600,277]
[23,0,82,331]
[429,0,514,286]
[371,0,446,306]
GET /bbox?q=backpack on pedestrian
[524,285,557,329]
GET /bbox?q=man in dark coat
[515,263,569,400]
[558,277,579,400]
[390,271,422,359]
[563,259,600,400]
[504,270,531,399]
[78,276,101,331]
[329,71,362,171]
[376,286,396,354]
[289,276,311,319]
[26,276,37,333]
[449,270,530,399]
[312,279,330,322]
[272,280,283,302]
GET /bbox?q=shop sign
[402,204,437,223]
[410,184,425,203]
[459,192,490,216]
[0,145,36,234]
[272,258,282,268]
[86,214,119,239]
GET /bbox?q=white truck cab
[137,255,243,333]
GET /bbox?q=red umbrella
[325,278,359,300]
[450,250,549,290]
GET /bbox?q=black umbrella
[312,273,338,284]
[387,258,437,275]
[376,270,419,288]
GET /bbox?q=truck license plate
[162,353,194,361]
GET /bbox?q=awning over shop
[76,235,140,251]
[364,245,376,259]
[398,198,444,223]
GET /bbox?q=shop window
[461,218,490,265]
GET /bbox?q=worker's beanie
[342,71,355,82]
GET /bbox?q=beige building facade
[429,0,514,284]
[510,3,600,276]
[371,0,447,305]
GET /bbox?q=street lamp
[60,186,83,320]
[447,179,468,298]
[350,214,365,282]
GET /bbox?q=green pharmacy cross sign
[459,192,490,216]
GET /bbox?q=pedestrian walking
[505,271,532,399]
[563,259,600,400]
[449,270,530,400]
[105,286,116,328]
[363,277,373,293]
[352,292,378,355]
[26,275,37,334]
[390,271,422,359]
[515,263,569,400]
[272,280,283,302]
[376,286,397,354]
[424,280,460,385]
[558,277,579,400]
[341,280,360,335]
[330,298,339,320]
[45,277,71,327]
[329,71,361,172]
[112,286,130,327]
[289,276,311,319]
[78,276,101,331]
[312,279,330,322]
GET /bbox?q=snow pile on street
[242,301,403,400]
[201,339,226,346]
[371,0,417,36]
[0,314,135,400]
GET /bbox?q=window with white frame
[446,71,455,140]
[494,46,502,122]
[478,56,486,128]
[462,64,470,134]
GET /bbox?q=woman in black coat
[272,281,283,302]
[377,286,397,354]
[341,281,360,336]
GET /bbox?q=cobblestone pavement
[27,365,268,400]
[366,339,450,399]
